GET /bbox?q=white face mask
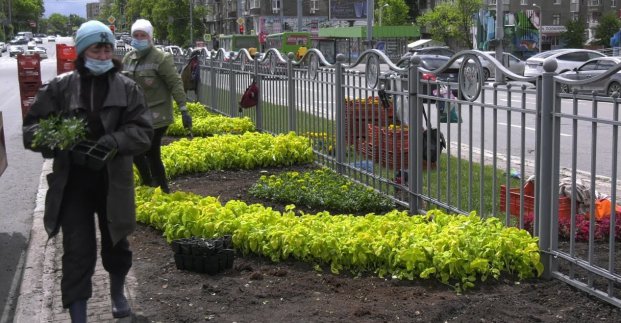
[84,57,114,75]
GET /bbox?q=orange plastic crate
[499,185,572,221]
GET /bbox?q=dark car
[393,54,459,97]
[399,46,456,63]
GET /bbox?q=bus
[219,34,260,54]
[264,32,311,59]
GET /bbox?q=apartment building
[86,3,101,21]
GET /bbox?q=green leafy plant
[135,187,543,292]
[31,116,87,150]
[250,168,395,214]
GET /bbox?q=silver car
[558,56,621,96]
[454,51,525,80]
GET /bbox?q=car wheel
[607,82,621,97]
[560,83,571,93]
[483,68,490,81]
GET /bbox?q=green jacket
[123,46,186,129]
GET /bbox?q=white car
[24,46,48,59]
[47,35,56,42]
[164,45,183,56]
[0,42,6,52]
[523,49,605,77]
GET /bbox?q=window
[489,0,497,4]
[554,0,561,4]
[578,61,598,71]
[553,14,560,25]
[272,0,280,11]
[311,0,318,11]
[520,0,528,5]
[589,0,600,5]
[612,0,617,6]
[249,0,260,9]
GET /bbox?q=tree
[403,0,420,23]
[561,19,586,48]
[46,13,68,36]
[374,0,410,26]
[10,0,44,33]
[416,0,482,49]
[594,12,621,47]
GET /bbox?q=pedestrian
[122,19,192,193]
[181,49,201,96]
[22,20,154,322]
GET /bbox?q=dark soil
[129,164,621,322]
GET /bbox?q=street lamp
[533,3,542,53]
[379,3,389,27]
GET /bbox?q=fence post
[335,54,346,173]
[538,58,557,279]
[210,52,217,112]
[229,54,238,117]
[408,56,422,213]
[287,53,296,133]
[254,53,263,131]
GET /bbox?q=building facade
[86,3,101,21]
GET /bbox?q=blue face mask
[84,57,114,76]
[131,39,151,51]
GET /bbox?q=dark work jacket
[22,70,153,245]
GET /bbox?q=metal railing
[115,47,621,308]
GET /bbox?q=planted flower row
[167,102,255,137]
[135,187,543,292]
[160,131,314,178]
[249,168,395,214]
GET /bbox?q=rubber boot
[153,176,170,194]
[69,299,87,323]
[110,274,131,318]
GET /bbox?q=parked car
[24,46,48,60]
[164,45,183,56]
[33,37,43,44]
[0,42,6,52]
[453,51,525,80]
[115,39,125,48]
[47,35,56,42]
[9,45,24,57]
[523,49,606,77]
[558,56,621,96]
[400,46,456,60]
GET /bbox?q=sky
[44,0,90,18]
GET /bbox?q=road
[0,40,57,323]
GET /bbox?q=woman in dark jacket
[22,20,153,322]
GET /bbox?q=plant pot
[223,249,235,269]
[222,235,233,249]
[70,140,117,171]
[192,256,206,273]
[217,251,227,272]
[173,254,185,270]
[179,241,192,255]
[182,254,194,271]
[205,255,219,275]
[70,141,92,166]
[170,240,181,254]
[87,143,117,170]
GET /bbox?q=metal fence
[115,47,621,308]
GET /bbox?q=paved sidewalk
[13,160,140,322]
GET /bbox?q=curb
[13,159,54,322]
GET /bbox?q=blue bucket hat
[75,20,115,55]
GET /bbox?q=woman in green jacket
[122,19,192,193]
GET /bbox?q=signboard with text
[329,0,368,20]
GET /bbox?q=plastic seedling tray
[87,143,117,170]
[71,140,96,166]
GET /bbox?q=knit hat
[131,19,153,39]
[75,20,115,55]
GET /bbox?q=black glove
[97,134,118,150]
[181,109,193,130]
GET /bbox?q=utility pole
[366,0,374,49]
[189,0,193,45]
[494,0,504,83]
[280,0,284,32]
[297,0,302,31]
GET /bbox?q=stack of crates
[17,53,42,119]
[56,43,76,75]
